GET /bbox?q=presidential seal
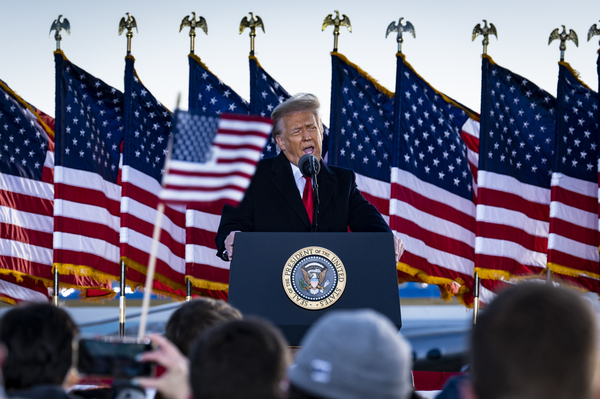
[281,246,347,310]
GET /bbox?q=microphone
[298,154,321,178]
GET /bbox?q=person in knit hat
[287,308,413,399]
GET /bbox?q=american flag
[120,56,187,297]
[547,62,599,292]
[475,55,556,282]
[53,50,123,282]
[160,110,271,297]
[188,54,249,115]
[249,55,291,159]
[160,111,271,206]
[185,55,250,299]
[328,52,395,223]
[0,78,112,301]
[390,54,480,304]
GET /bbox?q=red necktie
[303,176,313,224]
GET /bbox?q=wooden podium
[228,232,401,345]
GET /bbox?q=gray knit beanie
[288,309,413,399]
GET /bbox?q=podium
[228,232,401,345]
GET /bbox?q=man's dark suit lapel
[270,153,312,227]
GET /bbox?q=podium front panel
[228,232,401,345]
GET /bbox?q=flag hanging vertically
[328,52,395,221]
[0,78,113,301]
[120,55,187,298]
[160,110,271,297]
[249,55,291,158]
[390,53,480,304]
[186,54,250,299]
[475,55,556,283]
[53,50,123,283]
[547,62,599,292]
[188,54,249,115]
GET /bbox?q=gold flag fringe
[547,262,600,281]
[399,53,480,122]
[332,52,394,99]
[186,275,229,292]
[559,61,593,90]
[121,257,186,293]
[0,78,54,139]
[54,263,116,284]
[397,262,470,307]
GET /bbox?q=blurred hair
[471,283,598,399]
[189,318,290,399]
[0,303,79,390]
[165,297,242,357]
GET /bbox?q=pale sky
[2,0,600,123]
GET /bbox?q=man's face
[275,111,323,167]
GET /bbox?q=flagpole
[51,15,68,308]
[138,203,165,338]
[473,22,494,313]
[53,267,59,306]
[472,272,480,324]
[186,278,192,302]
[119,260,127,336]
[139,101,178,338]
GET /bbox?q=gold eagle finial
[549,25,578,61]
[472,20,497,55]
[118,13,138,55]
[180,12,208,54]
[49,14,71,50]
[588,21,600,48]
[239,12,265,55]
[322,10,352,52]
[385,18,415,53]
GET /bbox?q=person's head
[190,318,291,399]
[288,309,413,399]
[272,93,324,167]
[165,297,242,357]
[0,303,79,391]
[467,282,599,399]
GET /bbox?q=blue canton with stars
[55,53,123,183]
[124,59,172,183]
[480,57,556,189]
[0,80,50,181]
[555,63,598,183]
[330,54,394,182]
[396,58,475,200]
[189,55,249,115]
[250,57,290,159]
[170,110,217,164]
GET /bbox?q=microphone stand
[312,169,319,232]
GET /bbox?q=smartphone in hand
[73,335,155,379]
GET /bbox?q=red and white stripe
[475,171,550,278]
[461,118,480,199]
[390,167,476,284]
[160,114,271,208]
[185,207,229,299]
[53,166,121,279]
[547,173,599,291]
[355,173,390,224]
[1,126,111,299]
[120,166,187,292]
[0,145,54,302]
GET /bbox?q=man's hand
[393,234,405,264]
[224,230,241,261]
[134,334,190,399]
